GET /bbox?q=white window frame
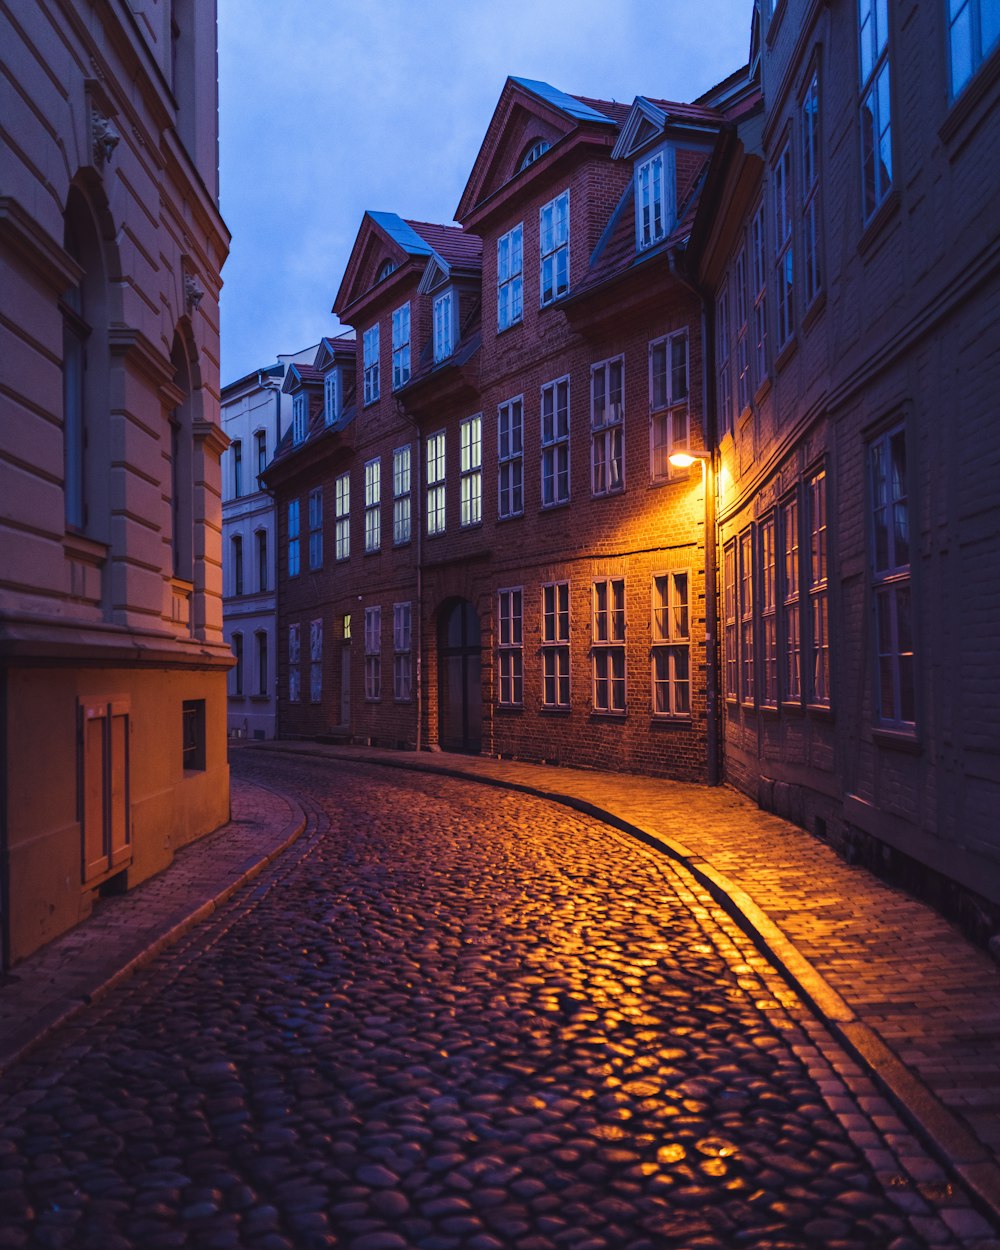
[287,499,300,578]
[292,392,307,446]
[364,458,381,554]
[723,540,738,701]
[393,602,413,701]
[426,430,446,536]
[739,526,756,706]
[859,0,893,221]
[256,528,267,593]
[781,493,802,703]
[433,290,455,363]
[539,189,570,306]
[949,0,1000,96]
[497,588,523,707]
[801,72,822,308]
[460,414,482,528]
[592,578,626,714]
[751,203,768,386]
[541,377,570,507]
[541,581,570,709]
[807,469,830,707]
[231,533,243,597]
[869,424,913,728]
[636,148,671,249]
[773,142,794,353]
[364,606,381,701]
[288,623,301,703]
[497,224,524,331]
[497,397,524,519]
[334,472,350,562]
[309,618,322,704]
[649,331,689,482]
[363,324,380,405]
[590,355,625,497]
[651,571,691,718]
[391,303,411,390]
[308,487,323,570]
[760,516,778,707]
[324,371,339,426]
[393,444,411,545]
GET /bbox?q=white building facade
[221,348,316,739]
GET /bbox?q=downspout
[0,666,8,969]
[670,248,721,787]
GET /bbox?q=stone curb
[253,741,1000,1227]
[0,782,307,1078]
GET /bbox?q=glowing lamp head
[669,451,700,469]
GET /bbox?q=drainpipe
[0,666,8,969]
[670,249,721,787]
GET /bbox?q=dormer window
[518,139,550,172]
[324,371,339,425]
[363,324,380,404]
[636,149,671,249]
[292,392,308,445]
[433,290,455,363]
[377,259,396,281]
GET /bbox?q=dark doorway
[438,599,482,753]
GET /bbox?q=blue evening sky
[218,0,752,384]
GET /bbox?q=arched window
[377,259,397,282]
[517,139,550,172]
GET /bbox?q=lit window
[334,472,350,561]
[363,324,380,404]
[324,372,339,425]
[309,618,322,703]
[651,571,691,717]
[287,500,300,578]
[460,415,482,527]
[592,578,626,714]
[426,431,446,535]
[308,488,323,570]
[541,377,570,507]
[636,150,668,249]
[801,73,822,307]
[807,468,830,706]
[649,332,689,481]
[859,0,893,220]
[760,517,778,707]
[231,534,243,596]
[393,445,411,544]
[497,224,524,331]
[433,291,454,362]
[392,303,411,389]
[541,581,570,708]
[781,494,802,701]
[497,397,524,519]
[232,439,243,497]
[364,606,381,700]
[393,602,412,701]
[869,425,913,727]
[497,588,523,706]
[751,203,767,385]
[518,139,550,171]
[949,0,1000,94]
[723,541,738,700]
[739,527,755,704]
[288,623,301,703]
[591,356,624,496]
[364,458,381,553]
[231,632,243,696]
[539,190,569,306]
[773,143,794,353]
[292,392,307,445]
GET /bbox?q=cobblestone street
[1,753,997,1250]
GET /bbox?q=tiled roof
[641,97,724,125]
[571,95,631,126]
[511,78,619,125]
[407,221,483,268]
[289,364,325,386]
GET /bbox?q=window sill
[591,487,626,501]
[364,698,382,705]
[590,710,627,720]
[872,726,921,753]
[858,188,900,259]
[758,702,780,716]
[773,335,797,374]
[780,699,806,715]
[753,375,772,406]
[497,512,525,524]
[497,319,524,336]
[364,549,381,557]
[539,705,571,715]
[459,521,484,532]
[806,702,833,718]
[801,290,826,333]
[249,695,270,703]
[496,702,524,713]
[64,531,109,563]
[765,0,788,45]
[392,539,413,549]
[228,694,246,702]
[393,697,414,705]
[651,715,693,726]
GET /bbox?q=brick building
[264,6,1000,928]
[0,1,230,964]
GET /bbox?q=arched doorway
[438,599,482,753]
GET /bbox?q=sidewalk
[258,740,1000,1222]
[2,740,998,1224]
[0,776,305,1074]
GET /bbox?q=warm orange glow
[668,452,699,469]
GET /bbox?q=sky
[217,0,752,385]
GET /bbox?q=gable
[333,212,429,318]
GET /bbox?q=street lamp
[668,448,720,786]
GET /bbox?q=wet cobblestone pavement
[1,754,997,1250]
